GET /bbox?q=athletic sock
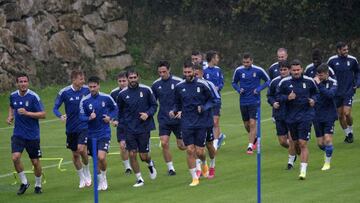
[123,159,131,169]
[349,126,353,133]
[100,170,106,178]
[166,161,175,171]
[247,143,253,149]
[288,155,296,165]
[189,168,197,179]
[209,158,216,168]
[196,159,201,171]
[35,175,42,187]
[83,164,90,177]
[18,171,28,185]
[77,168,85,180]
[344,127,351,136]
[147,160,154,167]
[325,145,333,163]
[300,162,308,173]
[135,172,143,181]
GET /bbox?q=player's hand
[239,88,244,95]
[288,90,296,100]
[273,102,280,109]
[139,112,148,121]
[111,120,119,127]
[308,98,315,107]
[169,111,175,118]
[60,114,67,122]
[6,116,13,125]
[215,86,219,91]
[197,105,203,113]
[102,114,111,123]
[313,76,321,84]
[89,110,96,120]
[253,89,258,95]
[174,111,182,119]
[17,108,28,116]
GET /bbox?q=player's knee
[161,141,169,149]
[12,154,21,163]
[119,143,126,151]
[139,153,148,162]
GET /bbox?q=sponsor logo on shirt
[89,104,93,110]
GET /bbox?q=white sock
[189,168,197,179]
[344,127,351,136]
[100,170,106,178]
[349,126,353,133]
[148,160,154,167]
[166,161,175,171]
[288,155,296,165]
[209,158,215,168]
[325,156,332,163]
[300,162,308,173]
[123,159,131,169]
[83,164,90,177]
[213,139,219,150]
[18,171,28,185]
[35,175,42,187]
[196,159,201,170]
[248,143,253,149]
[77,168,85,180]
[135,172,143,181]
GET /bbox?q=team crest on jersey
[303,83,306,89]
[274,69,278,72]
[76,96,80,100]
[197,87,200,93]
[242,73,245,78]
[206,74,210,79]
[25,101,29,107]
[171,84,174,90]
[253,72,257,77]
[140,91,143,97]
[102,101,105,107]
[70,97,74,101]
[347,61,350,66]
[89,104,93,110]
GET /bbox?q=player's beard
[129,81,139,88]
[185,75,194,82]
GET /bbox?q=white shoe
[97,175,104,191]
[133,179,144,187]
[148,166,157,180]
[79,178,86,188]
[102,176,108,190]
[85,176,92,187]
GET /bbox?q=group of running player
[7,41,359,195]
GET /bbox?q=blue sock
[325,145,333,157]
[318,145,325,151]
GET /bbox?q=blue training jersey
[79,92,118,139]
[232,64,270,106]
[204,66,224,92]
[267,76,286,120]
[268,62,281,80]
[277,75,319,123]
[10,89,44,140]
[315,77,338,122]
[304,63,335,78]
[174,78,214,129]
[327,54,360,97]
[53,85,89,133]
[110,87,126,131]
[117,84,158,135]
[151,75,182,126]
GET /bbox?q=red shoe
[208,167,215,179]
[196,170,202,178]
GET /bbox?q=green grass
[0,79,359,203]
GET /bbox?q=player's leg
[77,130,91,184]
[182,129,199,186]
[97,138,109,190]
[206,127,216,179]
[298,121,311,180]
[159,125,175,175]
[343,104,354,143]
[322,122,335,171]
[119,140,131,174]
[27,139,43,194]
[138,132,157,180]
[126,134,144,187]
[11,138,30,196]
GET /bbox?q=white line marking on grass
[0,118,61,130]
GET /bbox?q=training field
[0,79,360,203]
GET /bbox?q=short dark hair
[279,60,291,69]
[183,60,194,69]
[243,52,252,60]
[157,60,170,70]
[316,63,329,74]
[312,48,322,61]
[16,72,29,83]
[206,50,218,62]
[117,71,127,79]
[336,41,347,50]
[126,69,139,78]
[193,64,203,71]
[88,76,100,84]
[70,70,84,80]
[290,59,302,66]
[191,51,201,56]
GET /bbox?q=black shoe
[17,183,30,195]
[344,134,354,143]
[286,163,294,170]
[294,155,297,163]
[168,170,176,176]
[34,186,42,194]
[125,168,132,175]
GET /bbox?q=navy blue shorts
[11,136,42,159]
[275,120,288,136]
[206,127,214,142]
[116,126,126,142]
[240,104,258,121]
[126,132,150,153]
[66,130,88,151]
[87,137,110,156]
[159,124,182,139]
[287,121,312,141]
[182,128,207,147]
[334,95,353,108]
[313,121,335,138]
[212,104,221,116]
